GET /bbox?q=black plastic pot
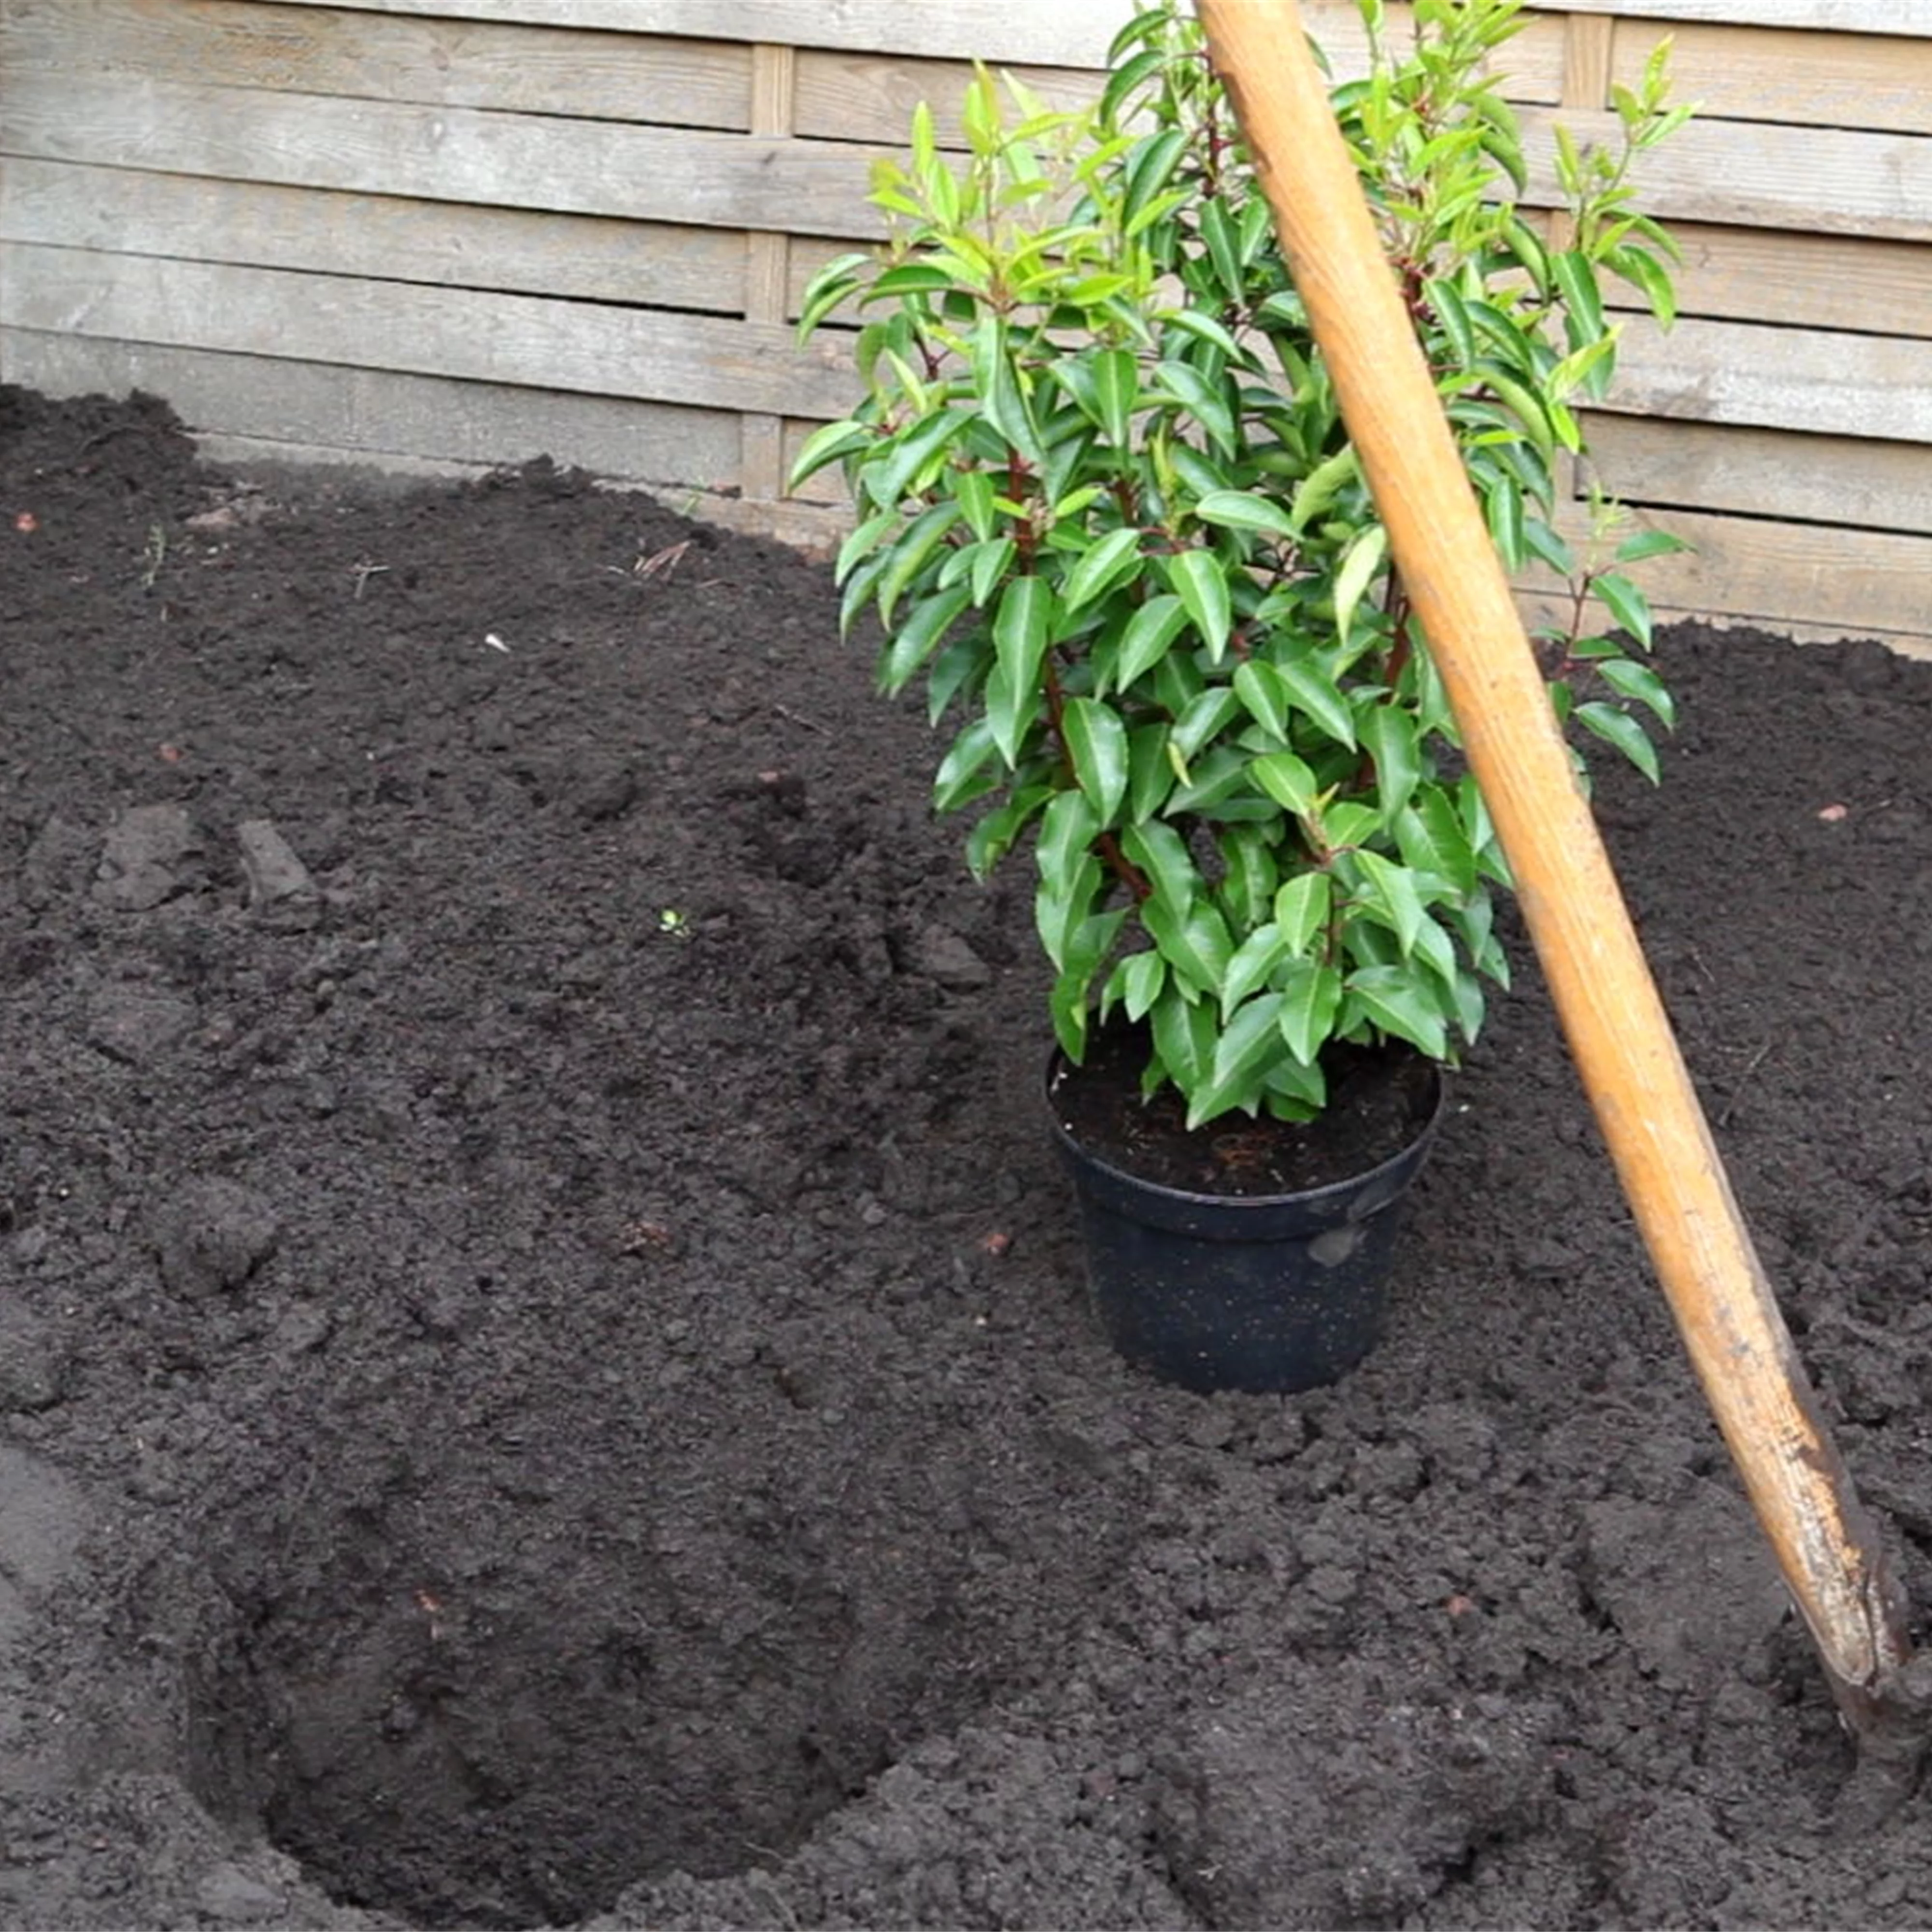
[1049,1055,1446,1395]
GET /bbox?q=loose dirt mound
[3,386,1930,1928]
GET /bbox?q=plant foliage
[794,0,1691,1128]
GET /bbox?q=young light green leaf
[1332,524,1388,646]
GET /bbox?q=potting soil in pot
[3,386,1932,1930]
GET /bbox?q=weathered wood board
[3,0,1928,651]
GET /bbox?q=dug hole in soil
[2,385,1931,1930]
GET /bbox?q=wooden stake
[1193,0,1917,1747]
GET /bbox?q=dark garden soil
[4,384,1932,1932]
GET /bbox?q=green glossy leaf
[1152,359,1236,458]
[1121,818,1196,908]
[1251,750,1318,816]
[1357,702,1420,821]
[1035,853,1102,971]
[1095,347,1139,448]
[1277,957,1343,1066]
[1221,923,1287,1017]
[969,535,1017,608]
[993,577,1052,719]
[789,416,871,491]
[1575,700,1662,783]
[1614,527,1692,565]
[1320,800,1381,852]
[1150,986,1216,1095]
[1592,570,1653,649]
[1063,696,1130,824]
[1217,826,1279,930]
[879,583,974,693]
[1120,723,1170,824]
[1273,871,1332,955]
[933,714,1001,813]
[1114,594,1192,689]
[955,469,998,543]
[965,781,1051,880]
[872,408,972,509]
[1036,786,1101,887]
[1345,963,1449,1061]
[1350,849,1428,957]
[1106,949,1166,1025]
[1233,659,1291,742]
[1393,789,1476,896]
[1289,447,1360,535]
[1486,479,1526,571]
[1171,686,1242,763]
[1060,526,1142,615]
[1190,991,1288,1128]
[974,315,1043,466]
[1277,657,1357,749]
[878,502,963,626]
[1166,548,1234,662]
[1142,894,1233,997]
[835,508,899,588]
[1194,491,1299,542]
[1594,656,1676,727]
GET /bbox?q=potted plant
[792,0,1690,1393]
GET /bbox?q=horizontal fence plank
[2,73,882,239]
[239,0,1932,51]
[1526,108,1932,242]
[0,329,747,486]
[221,0,1172,64]
[1648,223,1932,338]
[791,14,1567,146]
[5,0,754,128]
[0,245,859,418]
[1607,316,1932,442]
[12,71,1929,249]
[1533,0,1929,31]
[1583,414,1932,535]
[1620,20,1932,133]
[0,159,750,312]
[1526,501,1932,647]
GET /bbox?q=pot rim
[1046,1043,1448,1215]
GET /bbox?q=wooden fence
[3,0,1929,652]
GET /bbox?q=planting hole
[183,1423,1073,1929]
